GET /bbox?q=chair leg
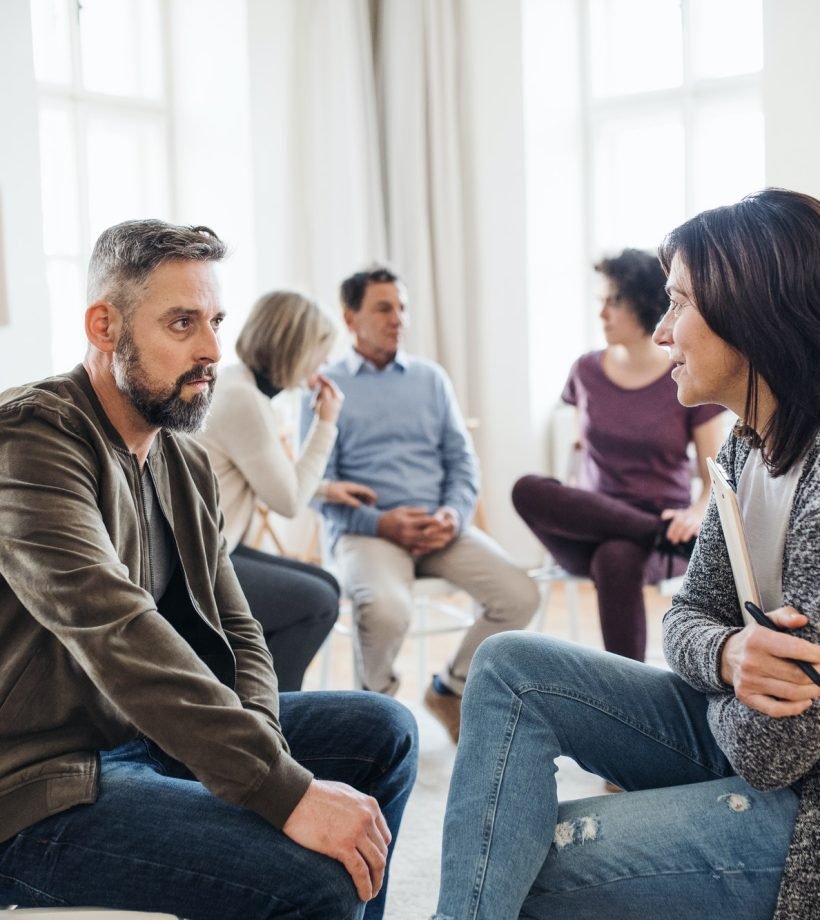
[531,580,551,632]
[417,595,429,699]
[318,631,333,690]
[566,580,580,643]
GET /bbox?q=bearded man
[0,220,417,920]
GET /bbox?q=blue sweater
[308,350,478,546]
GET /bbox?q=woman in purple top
[513,249,725,661]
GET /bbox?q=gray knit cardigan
[664,432,820,920]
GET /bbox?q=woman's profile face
[654,253,747,413]
[598,279,647,347]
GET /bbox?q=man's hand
[282,779,391,902]
[407,506,460,555]
[720,606,820,716]
[324,480,377,507]
[377,507,435,550]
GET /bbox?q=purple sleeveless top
[562,351,724,513]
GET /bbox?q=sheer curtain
[248,0,535,552]
[376,0,471,405]
[250,0,475,405]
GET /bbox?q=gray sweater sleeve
[664,434,820,790]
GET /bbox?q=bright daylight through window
[30,0,171,372]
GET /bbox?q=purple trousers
[512,475,687,661]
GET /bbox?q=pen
[744,601,820,687]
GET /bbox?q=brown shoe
[423,682,462,744]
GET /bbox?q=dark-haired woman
[433,189,820,920]
[513,248,724,661]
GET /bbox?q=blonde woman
[199,290,375,690]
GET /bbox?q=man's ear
[342,306,357,332]
[85,301,122,353]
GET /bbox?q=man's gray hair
[86,219,227,315]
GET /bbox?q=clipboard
[706,457,762,625]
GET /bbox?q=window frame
[31,0,175,370]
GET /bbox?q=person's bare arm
[661,413,726,544]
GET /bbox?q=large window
[30,0,172,370]
[523,0,765,450]
[586,0,764,254]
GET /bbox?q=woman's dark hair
[659,187,820,476]
[594,249,668,334]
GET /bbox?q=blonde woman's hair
[235,290,336,389]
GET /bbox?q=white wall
[522,0,587,474]
[5,0,820,563]
[763,0,820,197]
[0,0,50,390]
[169,0,258,354]
[459,0,542,560]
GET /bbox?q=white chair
[526,402,695,640]
[528,556,685,644]
[318,576,476,698]
[528,559,584,641]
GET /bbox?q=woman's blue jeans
[433,633,799,920]
[0,691,418,920]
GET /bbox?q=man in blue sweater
[317,265,539,742]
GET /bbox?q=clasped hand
[377,505,460,555]
[720,606,820,717]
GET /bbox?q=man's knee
[348,584,413,639]
[291,859,363,919]
[352,693,419,778]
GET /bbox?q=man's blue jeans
[0,691,418,920]
[433,633,800,920]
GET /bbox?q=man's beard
[112,326,216,433]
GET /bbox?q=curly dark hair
[594,248,667,334]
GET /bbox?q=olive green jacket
[0,365,312,843]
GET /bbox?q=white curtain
[250,0,387,316]
[376,0,472,407]
[248,0,536,553]
[256,0,474,406]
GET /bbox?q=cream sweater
[197,364,337,552]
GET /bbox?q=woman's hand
[324,480,377,507]
[719,606,820,717]
[660,505,702,544]
[310,374,345,424]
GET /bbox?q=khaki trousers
[334,526,540,695]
